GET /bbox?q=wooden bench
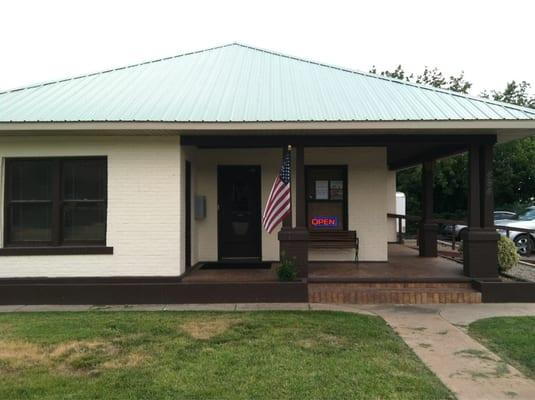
[308,230,359,262]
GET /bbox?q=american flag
[262,152,291,233]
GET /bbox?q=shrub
[497,236,520,272]
[277,256,297,282]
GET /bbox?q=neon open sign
[311,216,338,228]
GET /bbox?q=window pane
[9,160,53,200]
[10,203,52,241]
[63,159,105,200]
[63,203,106,241]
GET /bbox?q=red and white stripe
[262,176,291,234]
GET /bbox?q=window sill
[0,246,114,256]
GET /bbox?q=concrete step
[308,283,481,304]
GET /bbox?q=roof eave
[1,120,535,132]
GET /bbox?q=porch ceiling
[181,132,494,170]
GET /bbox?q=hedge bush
[277,256,297,281]
[497,236,520,272]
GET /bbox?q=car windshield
[518,209,535,221]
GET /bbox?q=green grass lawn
[0,311,452,400]
[469,316,535,379]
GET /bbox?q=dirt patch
[102,351,149,370]
[50,340,118,359]
[0,339,148,374]
[181,317,241,340]
[50,340,120,374]
[0,340,46,368]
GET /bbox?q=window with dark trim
[4,157,107,247]
[305,165,348,231]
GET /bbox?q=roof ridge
[0,43,235,95]
[232,42,535,116]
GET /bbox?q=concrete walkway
[367,304,535,400]
[1,303,535,399]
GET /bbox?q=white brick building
[0,44,534,303]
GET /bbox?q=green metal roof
[1,43,535,123]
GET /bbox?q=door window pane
[63,159,105,200]
[10,160,53,200]
[63,202,106,241]
[330,180,344,200]
[10,203,52,241]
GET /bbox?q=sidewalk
[368,304,535,400]
[1,302,535,399]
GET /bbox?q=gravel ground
[416,238,535,282]
[505,261,535,282]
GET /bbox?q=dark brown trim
[308,260,386,264]
[473,280,535,303]
[388,144,467,170]
[479,143,494,228]
[282,145,292,228]
[467,144,481,228]
[295,145,306,228]
[185,160,192,270]
[305,165,348,231]
[217,165,262,260]
[0,246,113,256]
[181,134,498,147]
[3,156,108,248]
[0,278,308,305]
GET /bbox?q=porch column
[461,143,499,278]
[419,160,438,257]
[278,144,309,278]
[282,145,292,228]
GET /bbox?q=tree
[370,65,535,217]
[369,65,472,216]
[486,82,535,209]
[481,81,535,108]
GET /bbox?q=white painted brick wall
[305,147,388,261]
[0,135,183,278]
[192,147,388,263]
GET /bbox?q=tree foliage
[369,65,535,217]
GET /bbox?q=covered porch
[182,132,501,283]
[182,244,467,283]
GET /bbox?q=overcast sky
[1,0,534,96]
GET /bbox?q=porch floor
[183,244,467,283]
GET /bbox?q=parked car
[496,207,535,255]
[443,211,518,239]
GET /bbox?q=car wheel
[457,228,467,241]
[514,235,532,256]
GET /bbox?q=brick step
[308,282,473,289]
[309,283,481,304]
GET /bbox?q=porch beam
[388,144,467,170]
[181,134,498,148]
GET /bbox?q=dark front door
[218,166,261,260]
